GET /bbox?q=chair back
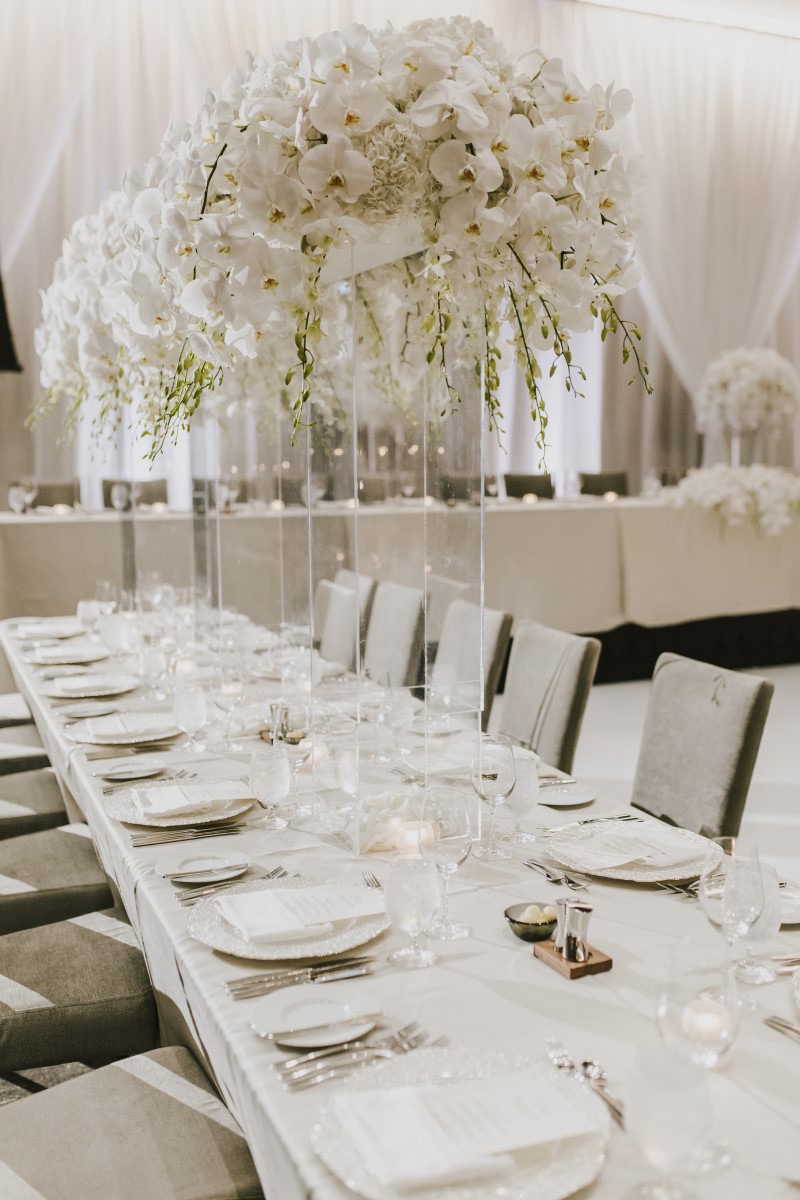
[30,482,76,508]
[318,581,360,669]
[334,568,377,653]
[631,653,774,838]
[504,473,554,499]
[431,600,512,730]
[499,620,601,773]
[363,581,424,687]
[579,471,628,496]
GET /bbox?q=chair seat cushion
[0,694,32,729]
[0,727,49,776]
[0,1046,263,1199]
[0,908,158,1071]
[0,826,112,934]
[0,769,67,840]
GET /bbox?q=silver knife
[231,964,374,999]
[255,1010,384,1040]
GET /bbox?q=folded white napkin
[332,1069,601,1191]
[216,883,384,945]
[86,713,175,739]
[134,781,251,818]
[552,822,700,870]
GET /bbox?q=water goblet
[248,745,292,829]
[77,599,102,641]
[19,477,38,508]
[213,662,245,753]
[95,580,118,617]
[735,864,782,985]
[173,686,208,752]
[502,757,540,844]
[384,855,440,969]
[470,734,516,860]
[7,485,27,514]
[273,702,312,816]
[110,482,131,512]
[139,644,168,699]
[698,837,763,962]
[420,786,472,940]
[626,1046,712,1200]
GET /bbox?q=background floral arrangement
[693,347,800,436]
[667,464,800,535]
[33,16,649,456]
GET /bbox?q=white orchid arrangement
[667,464,800,536]
[694,347,800,436]
[34,17,649,456]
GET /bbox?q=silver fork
[177,865,287,905]
[285,1032,448,1090]
[362,868,383,889]
[275,1022,420,1075]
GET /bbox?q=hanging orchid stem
[507,282,547,455]
[286,265,323,442]
[591,276,653,394]
[507,242,585,402]
[355,282,399,407]
[200,144,229,215]
[432,295,460,417]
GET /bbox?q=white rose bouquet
[694,347,800,436]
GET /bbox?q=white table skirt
[2,622,799,1200]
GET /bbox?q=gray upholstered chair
[504,473,555,500]
[579,471,628,496]
[0,824,112,934]
[0,907,158,1072]
[431,600,512,731]
[631,653,774,838]
[436,474,480,503]
[0,768,67,840]
[363,581,424,688]
[29,482,76,508]
[0,1046,262,1199]
[358,474,394,504]
[0,693,33,729]
[0,726,50,776]
[317,581,359,670]
[498,620,602,774]
[334,567,377,650]
[425,574,472,644]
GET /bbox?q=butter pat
[518,904,556,924]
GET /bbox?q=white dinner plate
[249,982,378,1048]
[14,621,83,640]
[98,758,166,782]
[538,785,596,809]
[188,876,389,961]
[26,644,110,666]
[104,788,253,827]
[546,823,721,883]
[65,715,182,745]
[780,884,800,926]
[156,850,251,885]
[60,702,118,719]
[311,1048,609,1200]
[43,673,140,699]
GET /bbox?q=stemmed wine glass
[173,686,208,752]
[213,661,245,753]
[19,477,38,509]
[7,485,26,514]
[272,702,312,816]
[502,758,540,844]
[77,599,102,641]
[95,580,118,617]
[698,837,764,960]
[420,786,472,940]
[249,745,292,829]
[735,864,782,985]
[384,855,440,969]
[470,734,516,860]
[110,482,131,513]
[626,1046,712,1200]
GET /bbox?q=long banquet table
[2,621,799,1200]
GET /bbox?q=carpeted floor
[0,1064,92,1106]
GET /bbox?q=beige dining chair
[431,600,512,731]
[0,824,112,934]
[0,1046,262,1200]
[334,567,377,650]
[0,725,50,776]
[317,581,359,670]
[0,768,67,840]
[631,653,774,838]
[504,473,555,499]
[0,692,32,728]
[362,581,424,688]
[498,621,601,774]
[0,906,158,1076]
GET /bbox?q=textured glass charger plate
[43,673,140,699]
[65,713,181,745]
[188,876,390,960]
[104,785,253,827]
[311,1047,609,1200]
[26,643,109,666]
[546,821,722,882]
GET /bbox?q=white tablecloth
[2,622,799,1200]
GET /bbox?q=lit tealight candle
[681,997,735,1045]
[602,491,619,502]
[269,499,285,511]
[53,503,72,515]
[522,493,538,505]
[394,820,435,856]
[151,501,168,513]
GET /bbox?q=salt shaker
[562,900,593,963]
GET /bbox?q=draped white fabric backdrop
[2,0,800,498]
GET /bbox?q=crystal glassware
[249,744,292,829]
[273,702,312,816]
[384,855,440,969]
[139,644,168,699]
[698,837,763,955]
[173,686,208,752]
[95,579,118,617]
[213,661,245,753]
[657,942,739,1070]
[735,864,782,985]
[420,786,472,940]
[502,756,540,844]
[110,482,131,512]
[77,599,102,640]
[470,734,516,860]
[19,477,38,508]
[626,1046,712,1200]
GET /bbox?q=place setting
[41,671,141,700]
[64,710,183,747]
[105,777,256,828]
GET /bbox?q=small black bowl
[504,902,558,943]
